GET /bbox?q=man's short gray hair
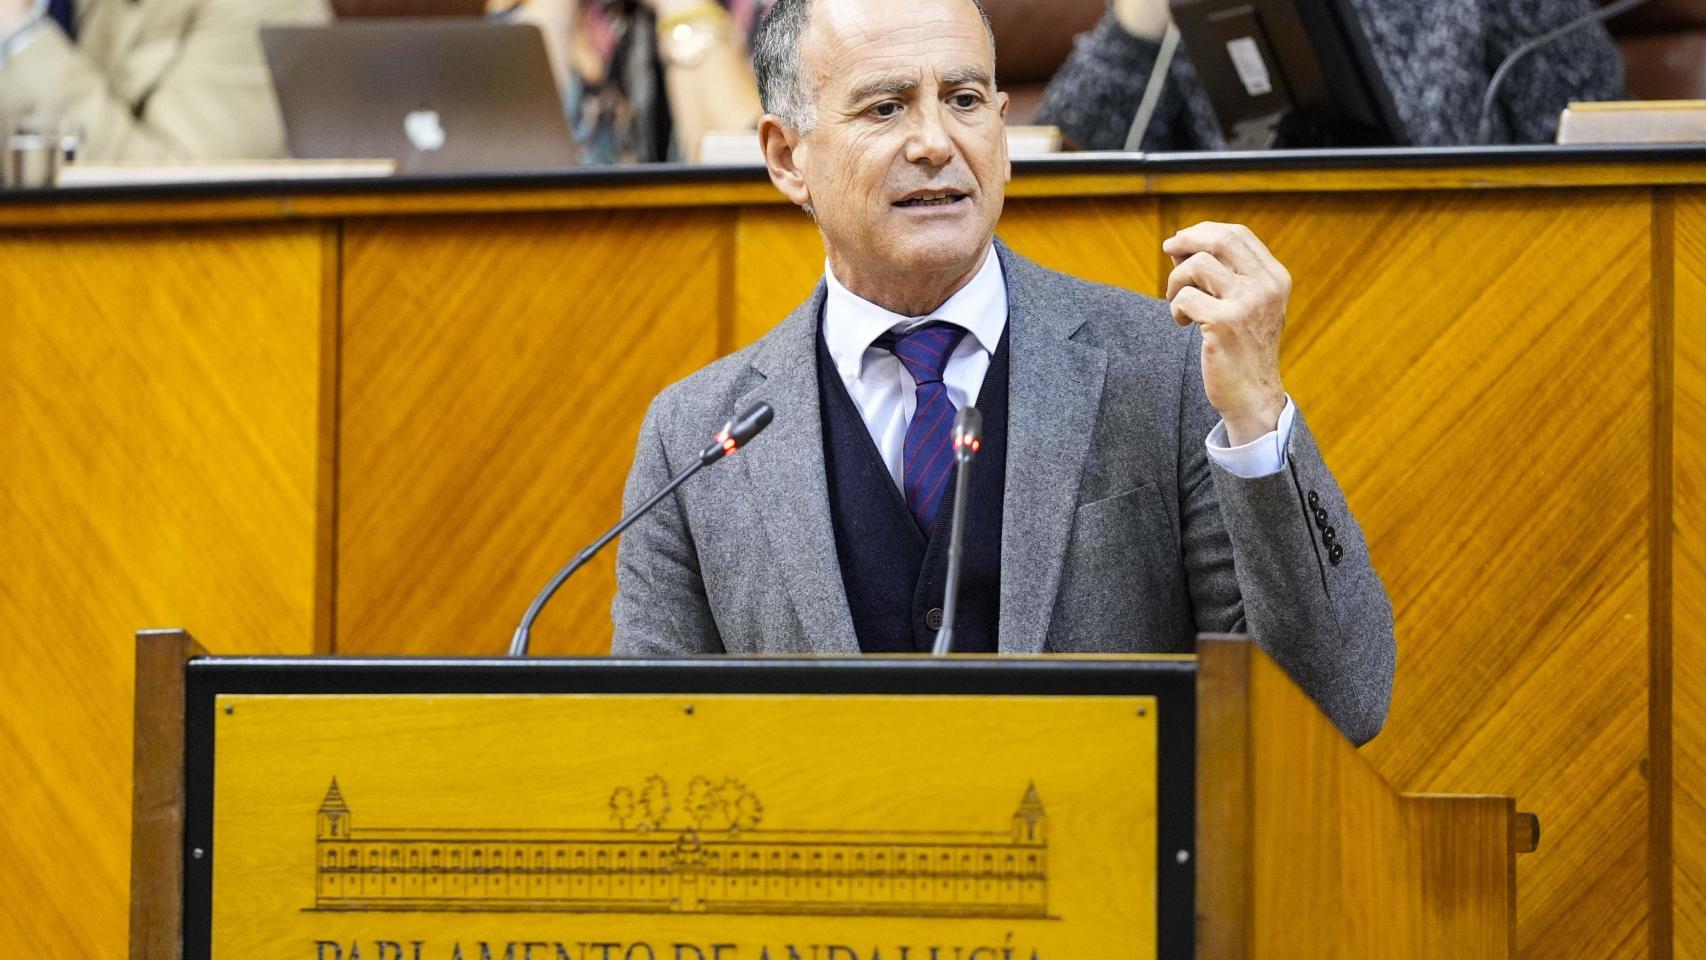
[751,0,995,133]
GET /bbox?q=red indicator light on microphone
[723,437,737,453]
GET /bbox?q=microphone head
[703,401,775,464]
[952,406,983,462]
[725,401,775,447]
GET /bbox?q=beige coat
[0,0,330,161]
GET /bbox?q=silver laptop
[262,20,578,174]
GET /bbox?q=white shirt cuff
[1204,396,1296,478]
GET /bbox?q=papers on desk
[1556,101,1706,145]
[698,126,1064,165]
[54,158,398,187]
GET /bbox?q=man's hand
[1164,221,1290,447]
[1113,0,1172,41]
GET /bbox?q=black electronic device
[1168,0,1408,149]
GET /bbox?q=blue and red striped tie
[889,323,969,535]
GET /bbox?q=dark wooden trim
[717,210,737,361]
[1650,187,1677,960]
[315,222,344,655]
[1194,636,1253,960]
[129,629,206,960]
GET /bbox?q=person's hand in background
[1113,0,1171,41]
[2,0,41,35]
[489,0,580,93]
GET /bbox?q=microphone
[1124,22,1182,152]
[932,406,983,657]
[1476,0,1656,144]
[508,401,774,656]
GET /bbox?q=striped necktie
[888,323,969,535]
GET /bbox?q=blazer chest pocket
[1050,481,1183,653]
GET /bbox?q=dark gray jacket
[1036,0,1629,150]
[612,243,1396,745]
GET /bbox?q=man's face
[784,0,1010,289]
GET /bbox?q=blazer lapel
[736,285,861,655]
[995,244,1109,653]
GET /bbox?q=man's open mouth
[894,192,968,208]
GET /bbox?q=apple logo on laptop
[404,109,446,152]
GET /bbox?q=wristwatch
[656,3,731,69]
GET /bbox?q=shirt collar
[821,246,1009,382]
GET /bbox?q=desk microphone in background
[932,406,983,657]
[1477,0,1657,144]
[509,401,774,657]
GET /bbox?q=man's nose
[904,101,955,166]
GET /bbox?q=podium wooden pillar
[130,630,1528,960]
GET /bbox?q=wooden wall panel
[0,224,324,957]
[1161,191,1653,960]
[1674,189,1706,959]
[335,210,725,656]
[733,206,822,349]
[998,196,1164,294]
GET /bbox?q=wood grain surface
[4,160,1706,231]
[733,205,823,348]
[997,196,1164,294]
[0,171,1697,960]
[0,224,326,957]
[334,211,724,655]
[1196,638,1517,959]
[1161,190,1655,960]
[1673,189,1706,959]
[129,630,207,960]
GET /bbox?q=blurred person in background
[1036,0,1630,150]
[0,0,330,161]
[494,0,771,161]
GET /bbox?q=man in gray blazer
[612,0,1394,744]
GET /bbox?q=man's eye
[871,102,901,119]
[952,93,981,108]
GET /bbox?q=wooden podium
[130,631,1530,960]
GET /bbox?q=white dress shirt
[821,247,1296,487]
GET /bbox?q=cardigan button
[925,608,945,631]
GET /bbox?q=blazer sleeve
[610,394,727,657]
[1176,328,1396,745]
[0,0,329,162]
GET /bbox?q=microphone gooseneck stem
[931,455,975,657]
[1476,0,1656,144]
[1125,22,1181,153]
[509,457,706,657]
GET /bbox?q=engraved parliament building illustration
[313,776,1050,918]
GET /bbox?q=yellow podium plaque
[207,691,1161,960]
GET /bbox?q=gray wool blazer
[612,242,1395,745]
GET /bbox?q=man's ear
[759,114,812,208]
[996,91,1012,184]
